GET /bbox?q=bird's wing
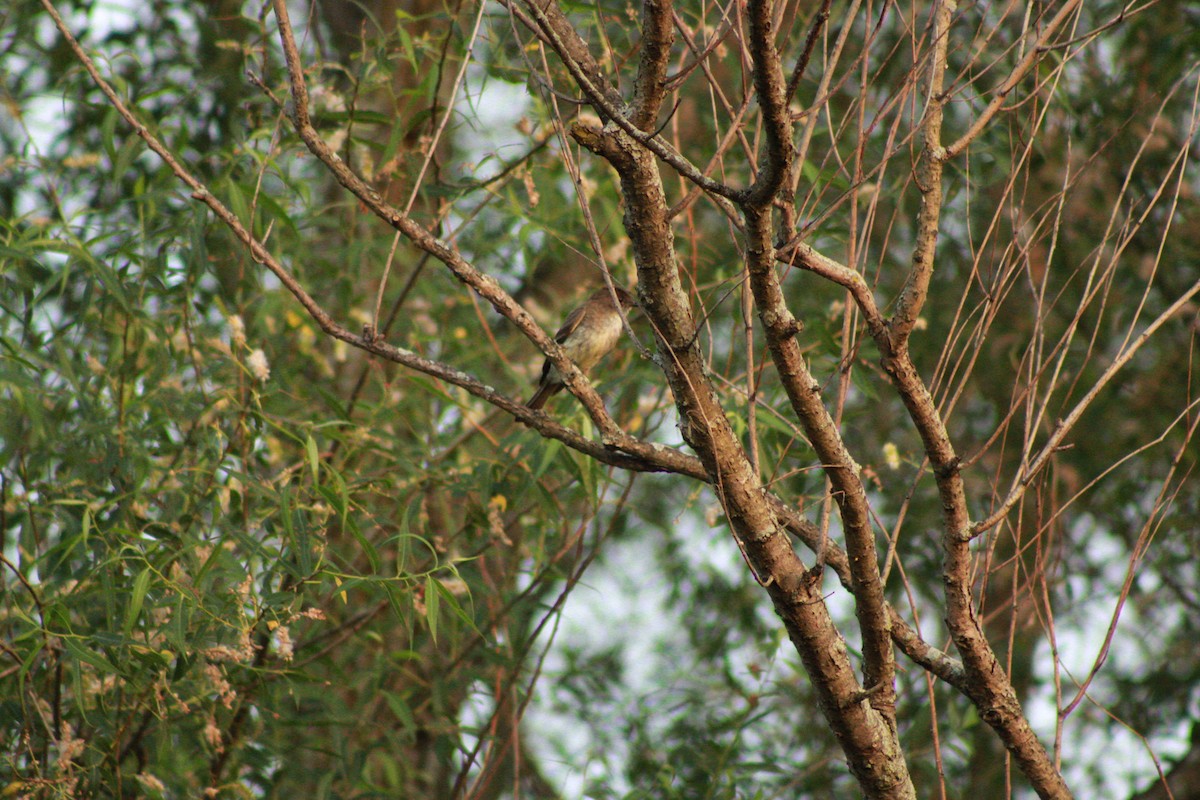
[553,304,588,344]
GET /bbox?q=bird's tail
[526,382,560,410]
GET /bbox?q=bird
[527,286,636,410]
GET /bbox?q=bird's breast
[564,313,623,371]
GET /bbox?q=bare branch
[745,208,899,729]
[943,0,1086,160]
[974,76,1200,536]
[780,241,888,338]
[629,0,675,130]
[776,7,1073,788]
[738,0,903,734]
[1061,408,1200,720]
[741,0,796,207]
[574,103,917,800]
[972,269,1200,538]
[514,0,743,207]
[784,0,834,104]
[888,0,953,344]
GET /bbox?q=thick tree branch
[888,0,951,345]
[574,116,915,800]
[744,209,898,728]
[742,0,796,208]
[769,500,966,687]
[629,0,674,130]
[784,230,1073,798]
[740,0,898,739]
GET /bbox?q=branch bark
[784,233,1074,798]
[512,0,742,207]
[742,0,898,739]
[629,0,674,130]
[575,110,915,797]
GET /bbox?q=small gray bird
[527,286,635,410]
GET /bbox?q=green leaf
[123,566,152,637]
[349,518,381,574]
[424,573,439,644]
[533,437,561,481]
[101,105,119,161]
[383,691,417,735]
[429,578,477,635]
[306,433,320,484]
[61,635,121,676]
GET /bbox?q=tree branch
[629,0,675,130]
[269,0,638,440]
[784,0,834,104]
[574,113,916,799]
[777,14,1074,780]
[888,0,951,345]
[744,207,899,728]
[739,0,899,737]
[514,0,742,208]
[769,499,966,688]
[741,0,796,208]
[943,0,1086,160]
